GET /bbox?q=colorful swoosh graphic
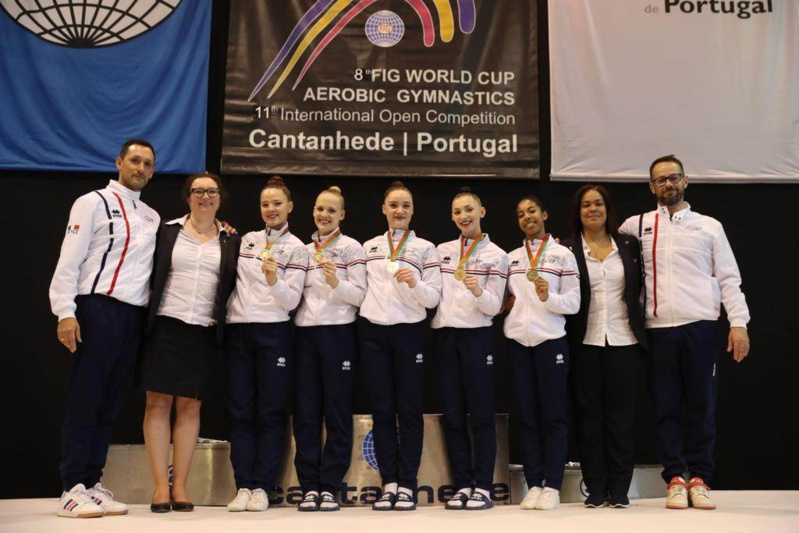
[249,0,477,101]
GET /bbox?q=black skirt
[140,315,218,400]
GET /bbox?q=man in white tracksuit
[50,139,159,518]
[619,154,750,511]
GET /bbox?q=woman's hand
[321,260,340,288]
[463,275,483,297]
[534,275,549,302]
[261,257,279,286]
[394,268,417,288]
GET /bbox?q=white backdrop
[549,0,799,182]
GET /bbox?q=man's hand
[728,327,750,362]
[57,317,81,354]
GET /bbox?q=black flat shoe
[394,491,417,511]
[150,501,171,513]
[445,492,469,510]
[371,491,397,511]
[170,499,194,512]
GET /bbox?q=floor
[2,491,798,533]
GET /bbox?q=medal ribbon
[525,235,549,271]
[457,233,484,271]
[386,229,410,261]
[263,225,290,253]
[314,228,341,254]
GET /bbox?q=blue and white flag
[0,0,211,173]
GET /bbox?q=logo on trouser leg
[277,357,286,367]
[556,354,564,365]
[487,355,494,366]
[343,360,352,371]
[415,353,424,363]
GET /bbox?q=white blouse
[582,236,637,347]
[157,217,222,327]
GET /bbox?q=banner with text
[550,0,799,182]
[223,0,538,178]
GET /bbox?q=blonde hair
[319,185,345,209]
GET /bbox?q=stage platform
[2,492,798,533]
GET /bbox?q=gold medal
[259,248,272,260]
[453,268,466,281]
[313,251,324,263]
[526,269,538,282]
[387,261,400,274]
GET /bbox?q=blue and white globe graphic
[362,430,380,472]
[364,10,404,48]
[0,0,181,47]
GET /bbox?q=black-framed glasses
[190,188,220,198]
[651,174,683,187]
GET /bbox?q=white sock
[373,484,398,509]
[319,491,338,510]
[447,487,472,508]
[299,490,319,509]
[395,486,415,509]
[466,488,490,508]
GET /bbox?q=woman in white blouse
[141,172,240,512]
[563,185,647,509]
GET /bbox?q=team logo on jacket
[686,226,702,231]
[277,357,286,367]
[342,360,352,371]
[111,209,122,218]
[486,355,494,366]
[441,255,452,264]
[556,354,564,365]
[415,353,424,364]
[144,215,155,223]
[510,260,520,267]
[643,226,653,235]
[369,246,379,253]
[67,224,80,235]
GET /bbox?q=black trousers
[435,327,496,491]
[571,343,642,498]
[293,324,357,495]
[225,322,292,491]
[647,321,718,483]
[507,337,570,491]
[60,295,143,490]
[360,319,426,490]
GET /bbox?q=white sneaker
[227,488,252,512]
[535,487,560,510]
[247,488,269,511]
[519,486,542,510]
[666,476,689,510]
[688,477,716,510]
[86,483,128,516]
[57,484,104,518]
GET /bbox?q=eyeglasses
[650,174,683,187]
[190,188,220,198]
